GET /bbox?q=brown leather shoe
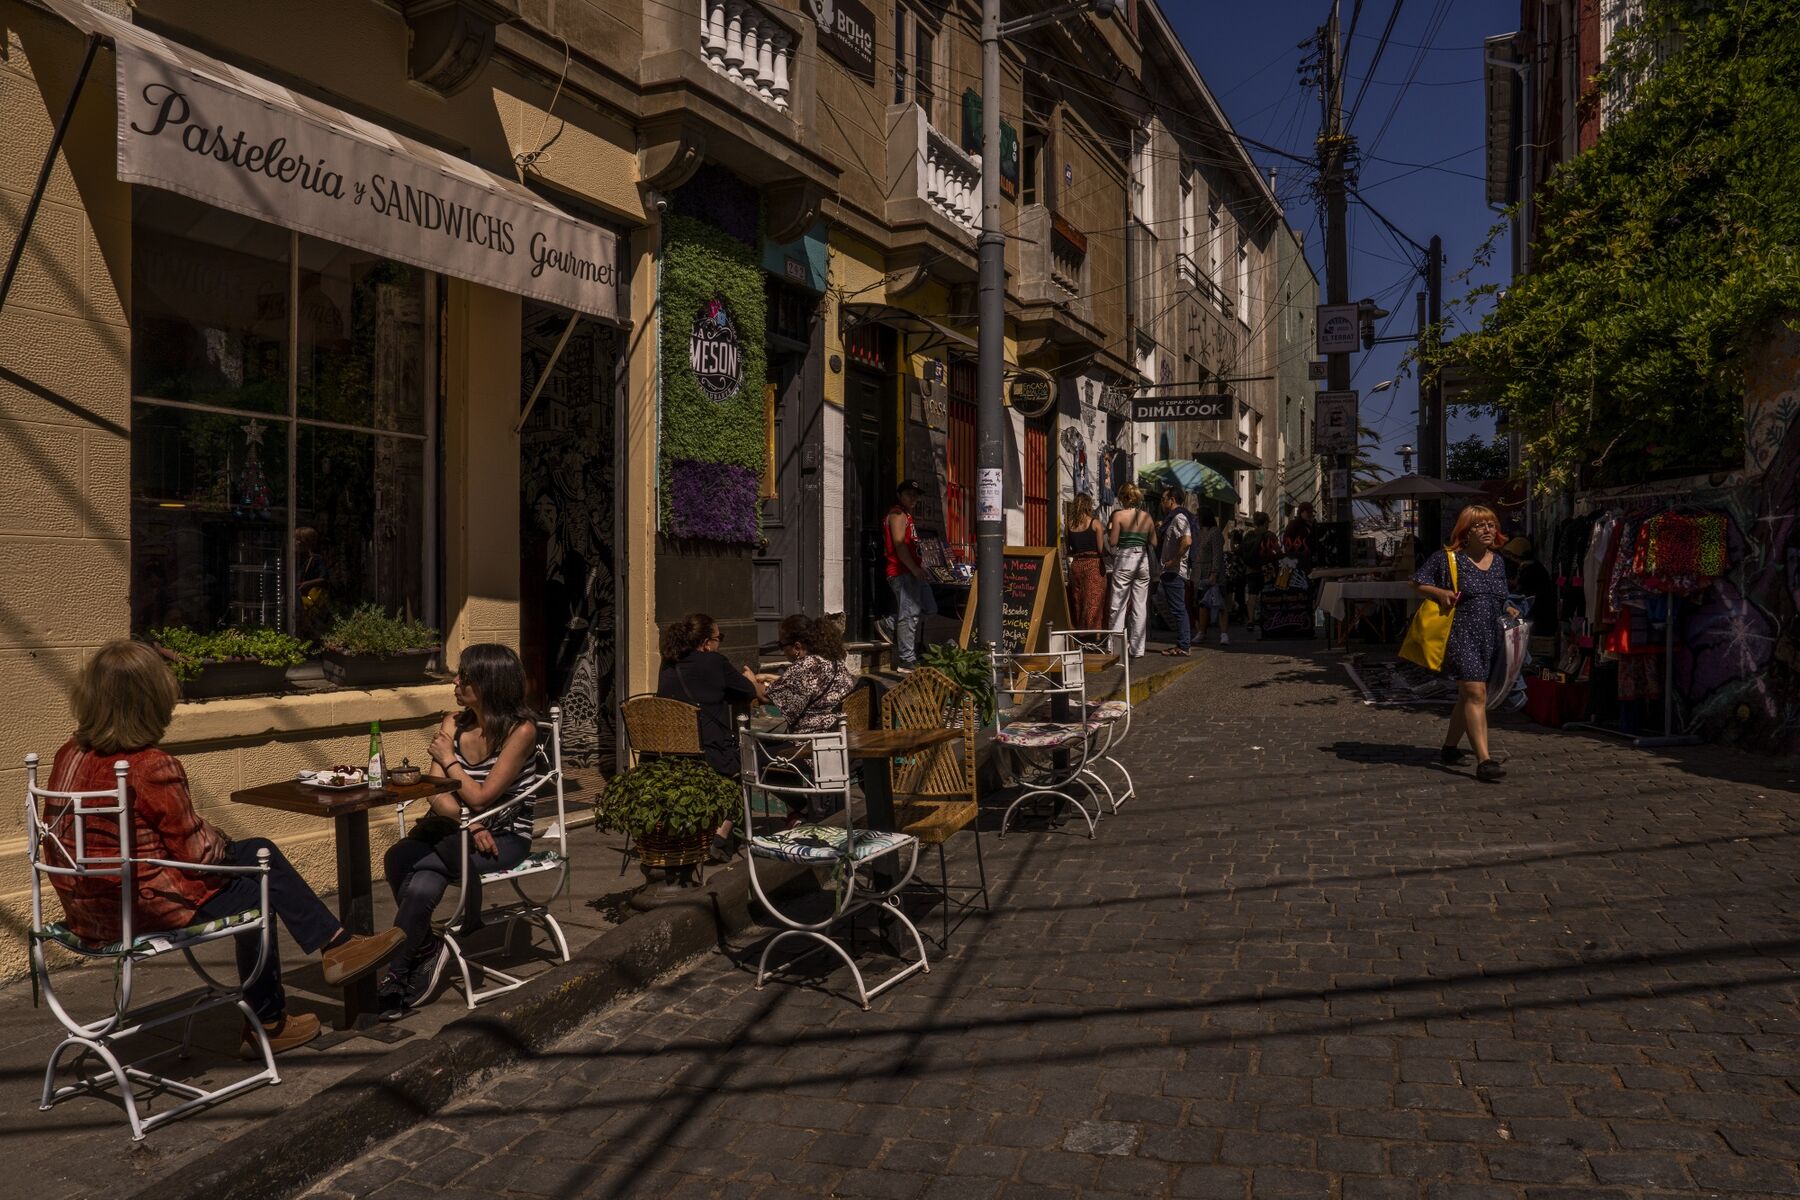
[240,1011,321,1059]
[320,927,407,986]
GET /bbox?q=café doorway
[519,302,621,771]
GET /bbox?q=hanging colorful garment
[1633,512,1729,593]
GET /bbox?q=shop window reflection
[295,426,425,639]
[298,239,426,434]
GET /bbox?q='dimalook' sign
[1130,394,1231,422]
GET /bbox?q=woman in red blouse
[44,641,406,1055]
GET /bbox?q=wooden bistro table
[229,776,459,1027]
[847,727,959,893]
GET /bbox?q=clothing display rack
[1563,491,1718,749]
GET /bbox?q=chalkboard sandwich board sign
[1258,586,1314,640]
[957,546,1071,656]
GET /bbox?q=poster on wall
[689,296,743,401]
[809,0,876,83]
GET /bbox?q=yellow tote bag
[1398,551,1457,671]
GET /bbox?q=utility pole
[975,0,1005,650]
[1315,4,1353,526]
[1418,233,1444,541]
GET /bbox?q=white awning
[33,0,623,322]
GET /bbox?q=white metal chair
[25,754,280,1141]
[738,718,929,1010]
[990,645,1105,839]
[395,708,570,1008]
[1052,628,1137,813]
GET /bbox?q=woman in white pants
[1106,482,1157,658]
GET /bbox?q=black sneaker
[1476,759,1507,782]
[380,938,449,1020]
[1440,745,1471,765]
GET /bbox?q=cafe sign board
[809,0,876,83]
[1130,394,1231,422]
[1316,304,1361,355]
[690,296,743,402]
[1007,369,1056,417]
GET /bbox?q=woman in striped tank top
[379,643,542,1017]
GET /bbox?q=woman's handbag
[1398,552,1458,671]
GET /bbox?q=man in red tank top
[884,480,937,671]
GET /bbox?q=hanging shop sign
[690,296,744,401]
[109,33,621,321]
[1130,394,1231,422]
[1007,369,1056,417]
[1316,304,1361,355]
[1315,390,1360,454]
[960,92,1019,200]
[1097,383,1136,417]
[809,0,876,83]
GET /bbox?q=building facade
[1,0,1308,978]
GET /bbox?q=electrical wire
[1345,0,1405,125]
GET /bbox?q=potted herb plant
[594,756,738,887]
[921,643,998,727]
[148,627,311,699]
[319,605,441,688]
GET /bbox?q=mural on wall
[521,307,618,770]
[1666,321,1800,755]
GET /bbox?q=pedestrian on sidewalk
[1189,510,1229,645]
[1106,482,1156,658]
[1063,493,1108,629]
[43,641,405,1057]
[1240,512,1279,629]
[1226,528,1248,623]
[883,480,936,672]
[1158,486,1193,656]
[1410,505,1520,782]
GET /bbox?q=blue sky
[1170,0,1516,477]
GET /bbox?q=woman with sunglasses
[1410,505,1520,781]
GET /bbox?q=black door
[844,365,894,642]
[753,349,824,645]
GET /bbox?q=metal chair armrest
[135,856,271,876]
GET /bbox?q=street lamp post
[976,0,1118,649]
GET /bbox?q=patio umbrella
[1355,473,1487,501]
[1138,459,1240,504]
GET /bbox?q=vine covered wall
[659,211,767,544]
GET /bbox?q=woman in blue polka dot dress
[1410,505,1519,782]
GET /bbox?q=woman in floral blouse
[761,614,857,734]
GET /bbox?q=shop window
[944,361,977,560]
[130,190,434,648]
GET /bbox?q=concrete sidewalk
[2,652,1182,1200]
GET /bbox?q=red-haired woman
[1410,505,1519,782]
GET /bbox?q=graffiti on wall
[1668,322,1800,754]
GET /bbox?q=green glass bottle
[367,721,386,789]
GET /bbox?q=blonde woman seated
[42,641,405,1056]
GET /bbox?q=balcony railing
[700,0,793,113]
[922,122,980,232]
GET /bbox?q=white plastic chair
[395,707,570,1008]
[990,645,1104,839]
[738,718,930,1010]
[25,754,280,1141]
[1051,628,1137,813]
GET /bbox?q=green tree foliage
[1446,435,1510,482]
[1431,0,1800,491]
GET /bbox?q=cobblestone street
[306,644,1800,1200]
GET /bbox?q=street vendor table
[1317,581,1421,649]
[229,776,459,1027]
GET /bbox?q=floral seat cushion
[34,907,263,958]
[478,849,564,883]
[749,824,915,865]
[993,719,1103,748]
[1085,700,1130,723]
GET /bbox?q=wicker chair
[881,667,989,946]
[841,678,877,733]
[616,694,704,874]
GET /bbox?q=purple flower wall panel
[668,458,761,544]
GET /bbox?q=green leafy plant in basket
[321,605,440,657]
[594,757,739,840]
[147,627,312,683]
[921,643,997,727]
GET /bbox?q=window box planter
[176,659,294,700]
[320,647,439,689]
